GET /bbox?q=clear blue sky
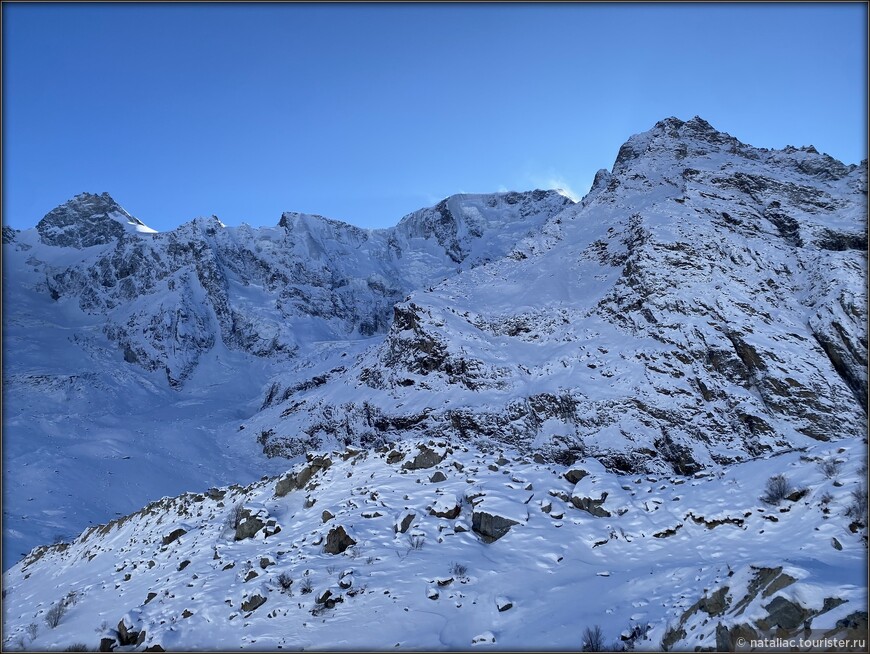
[3,2,867,231]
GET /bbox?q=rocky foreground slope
[2,438,867,650]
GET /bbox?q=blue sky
[3,3,867,231]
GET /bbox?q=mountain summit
[35,192,157,248]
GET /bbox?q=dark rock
[430,471,447,483]
[471,510,520,542]
[322,509,335,523]
[324,525,356,554]
[207,488,226,500]
[99,637,117,652]
[563,468,588,484]
[764,596,810,629]
[570,493,612,518]
[234,509,265,540]
[274,473,298,497]
[836,611,868,631]
[395,512,416,534]
[241,593,267,612]
[116,619,144,647]
[429,501,461,519]
[143,646,165,652]
[161,528,187,545]
[402,444,445,470]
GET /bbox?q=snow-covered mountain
[249,117,867,472]
[2,188,571,567]
[2,117,866,650]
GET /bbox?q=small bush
[761,474,792,505]
[277,572,293,591]
[225,503,245,531]
[582,625,606,651]
[44,602,67,629]
[820,491,834,506]
[819,458,843,479]
[846,484,868,525]
[64,644,90,652]
[300,572,314,594]
[26,624,38,640]
[408,534,424,550]
[449,562,468,579]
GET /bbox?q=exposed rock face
[570,493,612,518]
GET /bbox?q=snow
[2,437,865,650]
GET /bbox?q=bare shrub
[277,572,293,592]
[846,484,868,524]
[408,534,424,550]
[761,474,792,505]
[449,562,468,579]
[819,458,843,479]
[64,644,90,651]
[44,602,67,629]
[300,572,313,594]
[26,624,38,640]
[582,625,606,651]
[225,503,245,532]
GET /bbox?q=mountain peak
[36,192,156,248]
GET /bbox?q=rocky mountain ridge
[246,117,867,474]
[6,189,571,387]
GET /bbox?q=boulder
[395,511,416,534]
[402,444,445,470]
[564,468,589,484]
[429,498,461,519]
[116,618,145,646]
[570,492,612,518]
[234,510,266,540]
[472,509,520,543]
[161,528,187,546]
[324,525,357,554]
[241,593,267,612]
[430,471,447,483]
[274,472,298,498]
